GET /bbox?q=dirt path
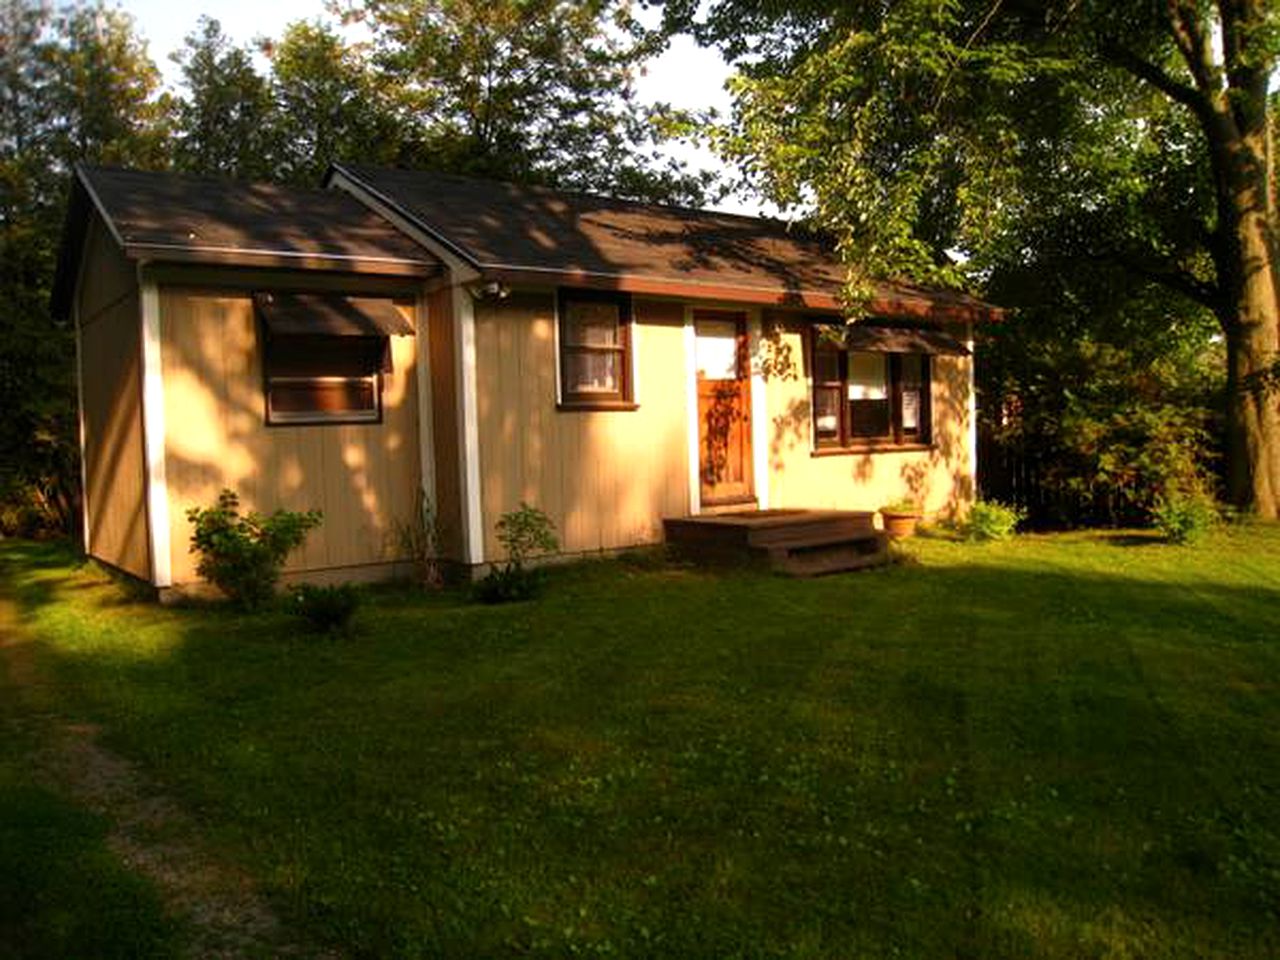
[0,591,339,960]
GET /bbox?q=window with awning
[255,292,413,425]
[809,322,960,449]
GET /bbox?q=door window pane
[697,320,740,380]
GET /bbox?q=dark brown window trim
[558,287,634,407]
[811,442,934,457]
[258,313,388,427]
[556,400,641,413]
[807,327,932,451]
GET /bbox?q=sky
[111,0,766,214]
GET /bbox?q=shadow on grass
[3,536,1280,958]
[0,781,180,960]
[1095,531,1168,548]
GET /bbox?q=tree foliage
[668,0,1280,517]
[0,0,714,537]
[171,17,277,180]
[1,1,167,535]
[266,20,407,183]
[346,0,715,202]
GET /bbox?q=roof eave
[479,265,1003,323]
[125,243,441,278]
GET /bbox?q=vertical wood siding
[473,294,690,560]
[762,318,976,518]
[78,217,150,578]
[159,288,421,583]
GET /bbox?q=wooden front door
[696,312,754,506]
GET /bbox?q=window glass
[563,351,619,394]
[847,352,888,400]
[269,378,377,416]
[558,290,631,405]
[813,343,841,384]
[813,386,842,442]
[264,334,382,424]
[563,300,621,346]
[901,354,923,433]
[697,320,740,380]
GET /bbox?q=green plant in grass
[290,583,361,634]
[186,489,321,609]
[1152,491,1218,545]
[961,500,1025,542]
[475,502,558,603]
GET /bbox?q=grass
[0,571,178,959]
[2,526,1280,958]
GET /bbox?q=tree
[171,17,279,179]
[1,1,167,535]
[668,0,1280,517]
[266,20,407,183]
[348,0,715,204]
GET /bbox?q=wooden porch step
[664,510,890,576]
[766,531,891,577]
[748,519,878,549]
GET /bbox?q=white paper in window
[902,389,920,431]
[847,352,887,400]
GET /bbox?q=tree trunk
[1220,180,1280,518]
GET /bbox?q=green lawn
[2,528,1280,958]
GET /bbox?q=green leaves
[187,489,322,609]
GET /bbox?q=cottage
[53,164,998,593]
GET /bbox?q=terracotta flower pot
[880,510,922,539]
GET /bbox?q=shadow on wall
[82,297,149,579]
[765,320,974,512]
[161,292,420,580]
[475,294,691,558]
[900,329,975,519]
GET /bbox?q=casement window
[256,292,412,426]
[811,334,932,449]
[558,289,634,408]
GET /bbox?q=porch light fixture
[467,280,511,300]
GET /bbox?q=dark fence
[976,425,1088,528]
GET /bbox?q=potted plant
[880,497,923,538]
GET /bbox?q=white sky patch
[114,0,770,215]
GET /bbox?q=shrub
[962,500,1024,542]
[186,490,321,609]
[476,503,559,604]
[290,583,360,634]
[1152,492,1218,545]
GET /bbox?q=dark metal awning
[831,322,970,356]
[255,292,414,337]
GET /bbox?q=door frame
[684,305,769,515]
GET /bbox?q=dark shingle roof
[80,166,439,269]
[51,166,442,318]
[332,164,999,320]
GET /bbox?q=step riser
[767,532,890,577]
[746,519,876,546]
